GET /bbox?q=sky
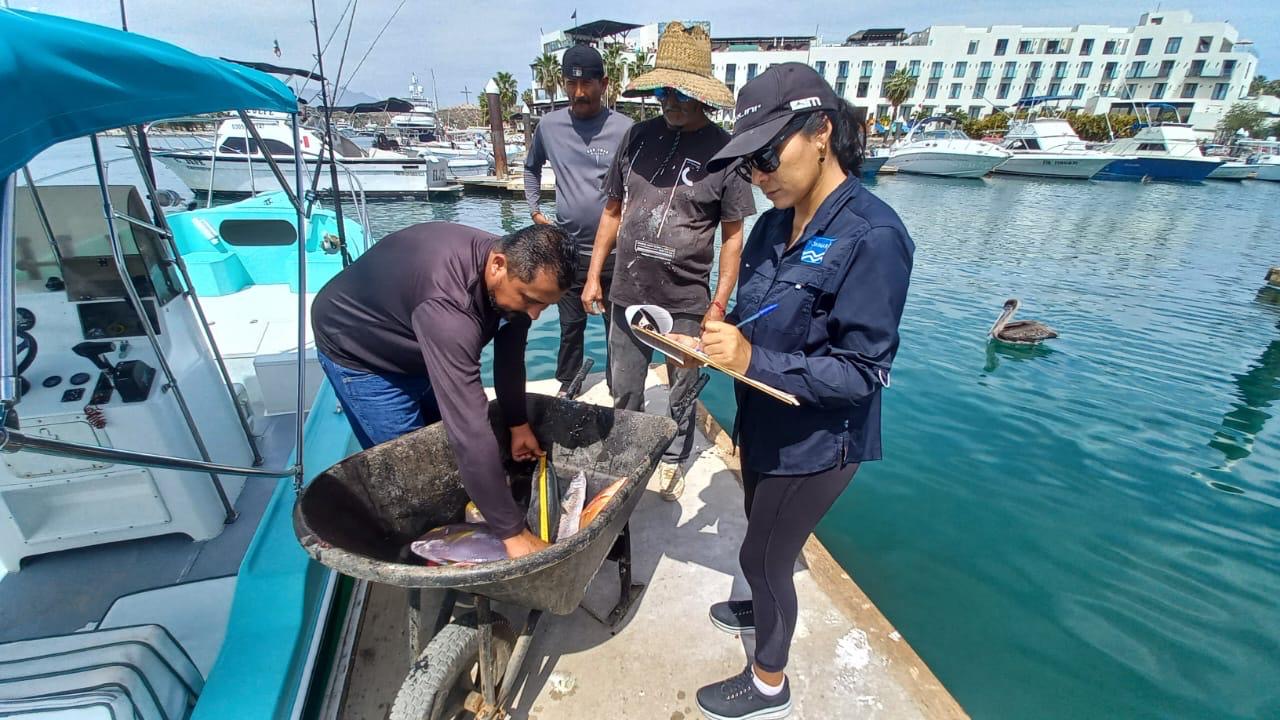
[16,0,1280,106]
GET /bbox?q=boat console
[0,185,253,573]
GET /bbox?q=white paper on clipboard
[624,304,801,406]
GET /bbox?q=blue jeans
[317,350,440,450]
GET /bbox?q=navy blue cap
[708,62,839,171]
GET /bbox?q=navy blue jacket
[727,176,914,474]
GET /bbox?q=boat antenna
[309,0,353,267]
[431,68,442,123]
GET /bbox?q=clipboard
[630,323,801,406]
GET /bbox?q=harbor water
[28,140,1280,718]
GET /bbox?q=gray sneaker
[696,665,791,720]
[709,600,755,634]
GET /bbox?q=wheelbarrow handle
[563,357,594,400]
[670,372,710,426]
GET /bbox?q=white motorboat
[1203,144,1257,181]
[888,117,1011,178]
[153,117,460,197]
[993,96,1118,179]
[1206,160,1257,181]
[1238,140,1280,182]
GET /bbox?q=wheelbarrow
[293,387,678,719]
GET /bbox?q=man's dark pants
[556,253,614,390]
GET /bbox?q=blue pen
[693,303,780,354]
[735,303,780,328]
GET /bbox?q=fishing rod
[328,0,358,101]
[335,0,408,103]
[308,0,353,267]
[296,0,356,102]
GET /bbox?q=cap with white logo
[708,62,839,172]
[562,44,605,80]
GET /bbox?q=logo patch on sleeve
[801,236,835,265]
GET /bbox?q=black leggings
[740,463,858,673]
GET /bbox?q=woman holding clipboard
[685,63,915,719]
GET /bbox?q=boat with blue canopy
[1,9,363,718]
[1094,103,1224,183]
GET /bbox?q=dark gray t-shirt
[603,117,756,314]
[524,107,633,255]
[311,222,531,538]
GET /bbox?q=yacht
[1094,105,1223,183]
[993,96,1118,179]
[152,117,460,197]
[387,74,438,141]
[887,117,1011,178]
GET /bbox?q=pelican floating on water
[989,298,1058,344]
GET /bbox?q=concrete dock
[334,370,966,719]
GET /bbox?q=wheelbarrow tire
[390,612,516,720]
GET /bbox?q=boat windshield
[917,128,969,141]
[1004,138,1042,151]
[219,130,368,158]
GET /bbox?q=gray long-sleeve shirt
[312,222,530,538]
[523,106,632,255]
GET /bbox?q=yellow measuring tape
[537,455,551,542]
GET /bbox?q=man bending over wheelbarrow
[312,222,576,559]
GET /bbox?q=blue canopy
[0,9,297,180]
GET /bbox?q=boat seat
[0,689,130,718]
[180,250,253,296]
[0,624,201,720]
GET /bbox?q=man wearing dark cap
[524,44,633,395]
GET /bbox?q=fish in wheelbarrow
[580,478,627,528]
[409,523,508,566]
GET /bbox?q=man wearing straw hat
[581,21,755,501]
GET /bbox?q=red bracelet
[711,300,726,313]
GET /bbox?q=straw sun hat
[622,21,734,110]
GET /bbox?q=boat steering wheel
[15,307,37,376]
[15,330,37,376]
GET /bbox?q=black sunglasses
[734,113,812,181]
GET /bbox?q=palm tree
[521,88,535,112]
[883,69,918,137]
[532,52,562,111]
[627,49,653,118]
[601,44,627,108]
[494,71,518,119]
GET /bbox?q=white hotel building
[534,11,1261,134]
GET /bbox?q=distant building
[710,11,1259,134]
[532,20,698,107]
[533,11,1263,134]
